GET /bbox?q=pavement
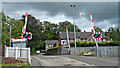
[31,55,118,66]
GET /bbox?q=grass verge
[2,62,30,68]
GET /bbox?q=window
[77,38,81,41]
[61,40,66,44]
[13,41,26,48]
[71,39,73,42]
[97,39,101,42]
[88,39,91,42]
[103,39,106,42]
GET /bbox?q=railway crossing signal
[92,32,102,39]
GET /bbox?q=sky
[1,1,119,32]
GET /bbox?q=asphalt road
[31,55,118,66]
[31,55,92,66]
[63,55,118,66]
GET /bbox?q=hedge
[70,41,120,47]
[48,46,61,50]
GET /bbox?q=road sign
[21,32,32,40]
[92,32,102,39]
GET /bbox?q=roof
[45,40,58,45]
[12,39,26,42]
[59,32,107,39]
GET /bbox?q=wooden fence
[5,47,31,64]
[62,46,119,57]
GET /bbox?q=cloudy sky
[2,1,119,32]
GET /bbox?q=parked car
[40,50,46,55]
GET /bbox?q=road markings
[32,56,96,66]
[33,56,41,61]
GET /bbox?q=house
[59,32,108,47]
[45,32,108,50]
[45,40,59,51]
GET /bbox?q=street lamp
[5,16,16,47]
[70,4,77,48]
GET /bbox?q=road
[31,55,92,66]
[63,55,118,66]
[31,55,118,66]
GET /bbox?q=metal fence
[5,47,31,64]
[62,46,119,57]
[94,46,118,57]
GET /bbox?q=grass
[77,51,94,56]
[2,62,30,68]
[0,64,2,68]
[48,46,61,50]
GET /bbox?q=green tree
[105,27,120,41]
[95,26,103,32]
[1,12,24,46]
[58,21,81,32]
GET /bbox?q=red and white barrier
[90,11,98,47]
[66,26,70,49]
[21,13,32,40]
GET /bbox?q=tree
[95,26,103,32]
[58,21,81,32]
[1,12,82,54]
[105,27,120,41]
[1,12,24,46]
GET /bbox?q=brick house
[45,40,59,51]
[59,32,108,47]
[45,32,108,50]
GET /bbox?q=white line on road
[32,56,96,66]
[33,56,41,61]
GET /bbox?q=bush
[77,52,84,55]
[70,42,75,47]
[108,41,114,46]
[88,41,93,46]
[114,41,120,46]
[30,48,36,55]
[77,51,94,56]
[76,41,82,47]
[70,41,119,47]
[48,46,61,50]
[91,41,96,46]
[91,52,94,56]
[83,40,88,47]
